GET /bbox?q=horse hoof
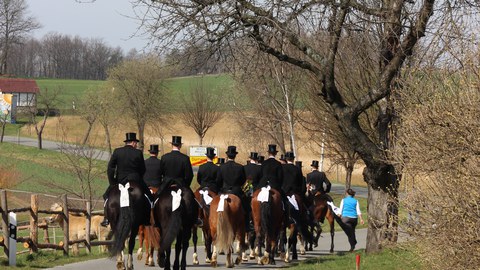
[260,256,269,265]
[270,259,276,265]
[116,262,125,270]
[235,256,242,265]
[193,253,199,265]
[158,257,165,268]
[211,261,218,268]
[137,248,143,260]
[279,252,285,260]
[205,258,211,263]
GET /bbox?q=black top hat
[295,161,303,167]
[258,156,265,163]
[268,144,278,153]
[285,151,295,159]
[279,154,285,161]
[205,147,216,157]
[225,145,238,155]
[250,152,259,160]
[217,158,225,164]
[149,144,159,153]
[311,160,320,168]
[124,132,139,142]
[171,136,182,145]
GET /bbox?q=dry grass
[19,112,367,187]
[0,164,20,189]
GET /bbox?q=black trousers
[341,217,358,249]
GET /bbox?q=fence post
[1,190,9,261]
[62,194,69,256]
[85,201,91,254]
[30,194,38,253]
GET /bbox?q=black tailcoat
[144,156,162,188]
[244,162,262,190]
[282,163,306,195]
[306,170,332,193]
[216,160,246,198]
[257,157,284,191]
[159,150,194,187]
[107,145,146,185]
[197,161,219,192]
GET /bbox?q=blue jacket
[342,196,359,218]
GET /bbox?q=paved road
[47,229,367,269]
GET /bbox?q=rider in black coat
[144,144,162,189]
[306,160,332,195]
[197,147,219,193]
[243,152,262,191]
[102,132,151,226]
[158,136,194,192]
[257,144,284,192]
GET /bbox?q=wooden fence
[0,189,112,263]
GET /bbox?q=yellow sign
[190,156,218,166]
[0,92,13,118]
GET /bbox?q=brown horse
[209,193,247,268]
[251,187,284,265]
[137,187,160,266]
[192,187,217,265]
[304,192,335,253]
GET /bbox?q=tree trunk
[37,132,43,149]
[82,122,94,145]
[199,135,203,145]
[0,122,5,143]
[344,161,354,191]
[138,123,145,151]
[364,164,399,253]
[104,124,112,157]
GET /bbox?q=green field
[34,74,236,113]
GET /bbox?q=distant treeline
[7,33,226,80]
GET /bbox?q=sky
[26,0,149,52]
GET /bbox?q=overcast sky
[26,0,149,52]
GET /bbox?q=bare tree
[95,83,121,156]
[77,89,99,145]
[135,0,442,252]
[0,0,40,74]
[180,80,224,145]
[28,87,60,149]
[107,55,169,150]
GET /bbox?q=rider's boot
[101,199,109,227]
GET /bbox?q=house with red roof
[0,78,40,108]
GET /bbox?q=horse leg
[181,228,191,270]
[137,225,144,261]
[173,234,182,270]
[192,226,199,265]
[117,253,125,270]
[145,227,154,266]
[256,231,263,265]
[329,216,335,253]
[211,245,218,267]
[226,246,233,268]
[298,233,306,255]
[205,228,213,263]
[279,227,287,261]
[126,226,138,270]
[292,229,298,260]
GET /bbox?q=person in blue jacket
[338,188,364,251]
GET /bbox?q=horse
[251,187,284,265]
[150,185,197,270]
[303,192,335,253]
[106,181,151,270]
[279,193,314,262]
[208,193,247,268]
[137,187,160,266]
[192,187,217,264]
[47,203,111,255]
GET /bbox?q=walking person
[338,188,364,251]
[101,132,152,227]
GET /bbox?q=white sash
[171,189,182,212]
[119,183,130,208]
[216,194,229,212]
[327,201,342,216]
[287,195,299,210]
[199,190,213,205]
[257,186,271,203]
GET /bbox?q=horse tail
[159,204,183,254]
[261,193,272,238]
[215,199,234,253]
[146,226,160,250]
[110,206,133,257]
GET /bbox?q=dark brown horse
[150,185,197,270]
[137,187,160,266]
[106,181,151,270]
[304,192,335,253]
[279,193,314,262]
[251,187,284,265]
[192,187,217,264]
[209,193,247,268]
